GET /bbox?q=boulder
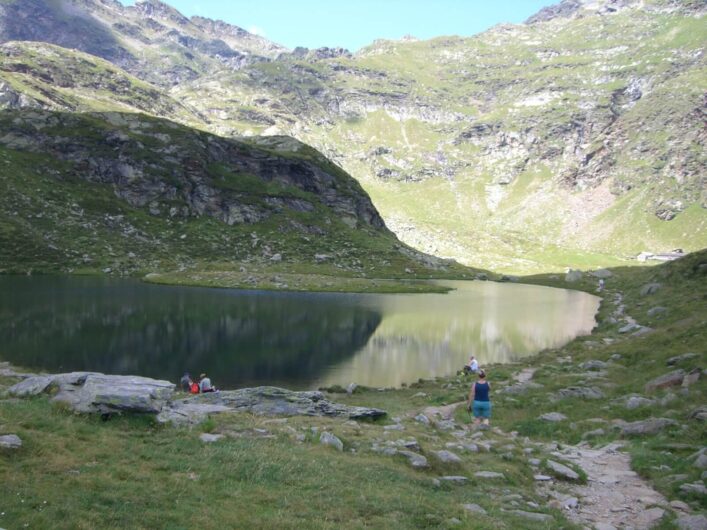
[474,471,505,479]
[580,360,608,371]
[640,282,662,296]
[432,450,462,464]
[156,403,233,426]
[647,306,667,317]
[645,370,685,392]
[51,373,175,414]
[199,433,224,443]
[501,382,543,395]
[546,459,580,481]
[398,450,429,468]
[319,432,344,451]
[539,412,567,422]
[679,482,707,496]
[0,434,22,449]
[553,386,604,400]
[682,368,702,388]
[565,270,583,282]
[184,387,386,419]
[414,414,430,425]
[667,353,698,366]
[688,406,707,422]
[625,396,654,409]
[591,269,612,279]
[7,375,54,397]
[620,418,677,436]
[582,428,605,439]
[438,476,468,484]
[462,503,487,515]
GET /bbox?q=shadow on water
[0,276,381,389]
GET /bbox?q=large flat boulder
[51,373,175,414]
[620,418,677,436]
[645,370,685,392]
[181,387,386,420]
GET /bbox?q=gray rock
[319,432,344,451]
[645,370,685,392]
[688,406,707,421]
[694,452,707,469]
[591,269,613,279]
[640,282,662,296]
[439,475,468,484]
[647,306,667,317]
[199,433,224,443]
[546,460,580,481]
[676,514,707,530]
[580,360,608,370]
[565,270,583,282]
[594,524,617,530]
[384,423,405,431]
[534,474,552,481]
[462,503,487,515]
[508,510,553,523]
[432,450,462,464]
[398,450,428,468]
[539,412,567,422]
[461,443,479,453]
[625,396,654,409]
[51,373,175,414]
[0,434,22,449]
[679,482,707,496]
[7,375,54,397]
[619,322,641,333]
[501,382,543,395]
[669,500,691,512]
[554,386,604,400]
[667,353,699,366]
[414,413,430,425]
[157,403,233,426]
[474,471,505,479]
[183,386,386,419]
[528,458,541,466]
[434,420,457,431]
[682,368,702,388]
[620,418,677,436]
[582,428,606,439]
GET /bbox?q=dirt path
[556,442,668,529]
[513,367,536,384]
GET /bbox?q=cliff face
[0,0,705,272]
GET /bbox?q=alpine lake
[0,276,599,389]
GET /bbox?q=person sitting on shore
[462,356,479,375]
[180,372,192,392]
[199,373,216,393]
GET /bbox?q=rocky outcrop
[161,387,386,422]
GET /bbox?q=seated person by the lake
[199,373,216,393]
[180,372,192,392]
[462,356,479,375]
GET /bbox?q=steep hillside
[0,108,462,287]
[0,0,704,273]
[172,0,706,272]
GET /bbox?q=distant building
[637,250,685,262]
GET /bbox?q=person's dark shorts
[472,400,491,418]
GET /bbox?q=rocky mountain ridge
[0,0,705,272]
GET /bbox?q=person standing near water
[467,370,491,426]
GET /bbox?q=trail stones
[546,460,580,481]
[640,282,662,296]
[462,503,487,515]
[679,482,707,496]
[319,432,344,451]
[539,412,567,422]
[0,434,22,449]
[509,510,553,523]
[676,514,707,530]
[398,450,429,468]
[645,370,685,392]
[432,450,462,464]
[199,433,223,443]
[474,471,505,479]
[620,418,677,436]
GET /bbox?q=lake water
[0,276,599,389]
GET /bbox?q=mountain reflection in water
[0,277,598,389]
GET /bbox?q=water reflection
[0,277,599,389]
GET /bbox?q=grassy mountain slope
[0,108,469,289]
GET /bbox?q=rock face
[164,387,386,421]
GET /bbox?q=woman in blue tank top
[467,369,491,426]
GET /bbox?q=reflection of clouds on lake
[316,281,599,388]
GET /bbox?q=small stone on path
[546,460,580,481]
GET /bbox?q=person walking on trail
[467,370,491,426]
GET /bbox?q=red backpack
[190,382,200,394]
